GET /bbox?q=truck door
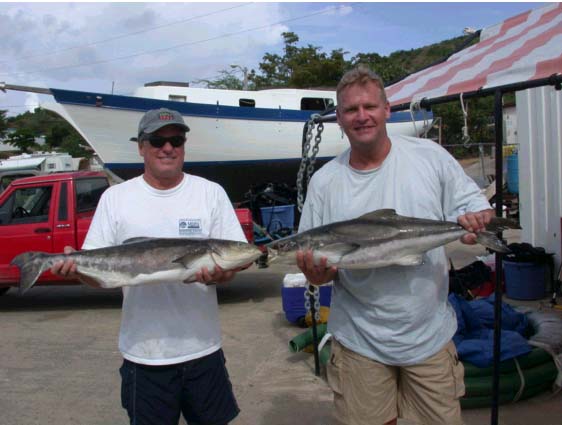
[0,183,55,284]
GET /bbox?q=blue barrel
[506,154,519,194]
[503,260,546,300]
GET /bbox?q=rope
[528,340,562,395]
[512,358,526,403]
[318,332,332,353]
[460,92,471,147]
[409,100,420,136]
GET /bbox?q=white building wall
[516,86,562,271]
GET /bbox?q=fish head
[210,240,263,269]
[265,237,302,263]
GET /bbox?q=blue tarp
[449,293,531,367]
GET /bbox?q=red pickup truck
[0,171,254,294]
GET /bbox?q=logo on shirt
[179,219,202,235]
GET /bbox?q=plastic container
[282,285,332,324]
[506,154,519,194]
[260,204,295,233]
[234,208,254,243]
[503,260,546,300]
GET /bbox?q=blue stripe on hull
[105,157,329,201]
[50,88,431,123]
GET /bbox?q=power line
[0,3,253,67]
[1,3,358,79]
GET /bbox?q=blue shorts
[119,349,240,425]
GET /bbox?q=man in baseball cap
[52,106,247,424]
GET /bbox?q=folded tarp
[449,293,531,367]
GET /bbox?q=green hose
[289,324,328,353]
[461,381,553,409]
[463,347,552,377]
[464,361,557,397]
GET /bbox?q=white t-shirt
[299,135,491,366]
[82,174,246,366]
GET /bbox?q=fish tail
[265,247,279,264]
[476,231,511,254]
[485,217,521,232]
[10,252,51,295]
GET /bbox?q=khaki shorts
[326,339,465,425]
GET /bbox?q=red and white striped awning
[386,3,562,107]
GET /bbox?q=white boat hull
[43,88,432,200]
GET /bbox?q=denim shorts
[119,349,240,425]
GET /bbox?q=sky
[0,1,545,116]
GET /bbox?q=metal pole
[308,291,321,376]
[491,89,504,425]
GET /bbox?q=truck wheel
[0,288,10,296]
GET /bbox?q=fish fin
[357,209,397,220]
[10,251,50,295]
[172,255,192,268]
[395,255,424,266]
[476,231,511,253]
[183,277,198,284]
[122,237,155,244]
[485,217,521,232]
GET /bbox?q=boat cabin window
[300,97,335,111]
[169,95,187,102]
[239,98,255,107]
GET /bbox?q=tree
[4,128,38,153]
[194,69,247,90]
[6,107,92,157]
[0,110,7,139]
[250,32,348,89]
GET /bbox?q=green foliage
[194,69,247,90]
[5,108,91,157]
[0,110,7,139]
[4,127,38,153]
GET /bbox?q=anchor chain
[304,281,321,321]
[297,116,324,212]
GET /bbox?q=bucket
[506,154,519,194]
[503,260,546,300]
[260,204,295,233]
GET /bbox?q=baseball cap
[133,108,190,141]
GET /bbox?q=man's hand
[296,250,338,286]
[50,246,102,288]
[195,265,239,285]
[457,209,495,245]
[50,246,78,278]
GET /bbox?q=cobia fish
[266,209,518,269]
[11,237,262,294]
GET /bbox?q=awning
[386,3,562,107]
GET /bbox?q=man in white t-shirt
[51,108,246,425]
[297,66,494,425]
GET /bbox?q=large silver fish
[11,237,263,294]
[266,209,518,269]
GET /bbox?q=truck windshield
[0,185,53,225]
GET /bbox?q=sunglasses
[145,135,186,148]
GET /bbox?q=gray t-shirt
[299,135,491,366]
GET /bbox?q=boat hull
[44,89,432,201]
